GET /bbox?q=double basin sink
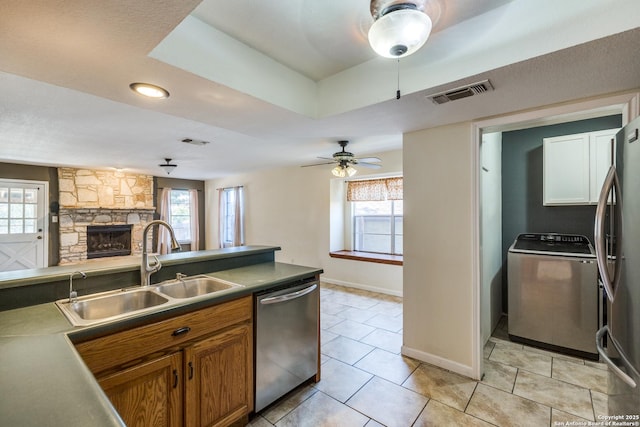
[56,275,242,326]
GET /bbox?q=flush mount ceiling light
[368,0,432,58]
[129,82,170,99]
[159,158,177,175]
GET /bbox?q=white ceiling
[0,0,638,180]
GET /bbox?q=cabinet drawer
[75,296,252,374]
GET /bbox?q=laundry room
[481,112,622,358]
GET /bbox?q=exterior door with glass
[0,180,48,271]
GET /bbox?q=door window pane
[10,219,23,234]
[10,188,23,203]
[24,189,37,203]
[24,204,36,218]
[0,188,7,203]
[10,204,24,218]
[24,219,36,233]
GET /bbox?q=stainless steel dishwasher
[255,279,319,412]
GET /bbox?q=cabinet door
[184,324,253,427]
[543,133,591,205]
[98,352,183,427]
[589,129,617,202]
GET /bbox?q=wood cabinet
[74,296,253,427]
[543,128,618,205]
[98,352,183,427]
[185,324,252,427]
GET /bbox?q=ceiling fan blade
[358,162,383,169]
[356,157,382,163]
[317,156,336,161]
[301,161,337,168]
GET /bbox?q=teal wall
[501,115,622,306]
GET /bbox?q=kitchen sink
[55,275,243,326]
[56,289,169,326]
[154,275,240,299]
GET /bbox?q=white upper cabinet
[543,129,618,206]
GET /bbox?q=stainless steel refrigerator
[595,116,640,416]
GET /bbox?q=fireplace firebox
[86,225,132,259]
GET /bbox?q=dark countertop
[0,260,322,427]
[0,245,279,290]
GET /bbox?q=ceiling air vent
[181,138,210,146]
[428,79,494,105]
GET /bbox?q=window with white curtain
[158,187,199,254]
[168,189,191,243]
[348,177,403,255]
[218,186,244,248]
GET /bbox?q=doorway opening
[475,91,639,379]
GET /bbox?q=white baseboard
[321,277,403,297]
[401,345,478,380]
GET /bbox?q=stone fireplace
[58,168,156,264]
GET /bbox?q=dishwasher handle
[259,283,318,305]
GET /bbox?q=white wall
[402,122,478,377]
[480,132,503,345]
[205,149,403,295]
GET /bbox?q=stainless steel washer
[508,233,598,358]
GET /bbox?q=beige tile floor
[248,283,608,426]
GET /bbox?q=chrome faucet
[141,220,181,287]
[69,271,86,303]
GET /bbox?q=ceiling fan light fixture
[159,158,177,175]
[332,164,357,178]
[130,82,170,99]
[368,4,432,58]
[332,166,347,178]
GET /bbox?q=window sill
[329,250,403,266]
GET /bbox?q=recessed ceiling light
[129,82,170,99]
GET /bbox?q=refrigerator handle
[596,326,638,388]
[594,166,622,302]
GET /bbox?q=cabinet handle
[188,361,194,380]
[171,326,191,336]
[173,369,179,388]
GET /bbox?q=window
[353,200,403,255]
[219,186,244,248]
[348,177,403,256]
[0,186,38,234]
[168,189,191,243]
[158,187,199,253]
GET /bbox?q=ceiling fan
[302,141,382,177]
